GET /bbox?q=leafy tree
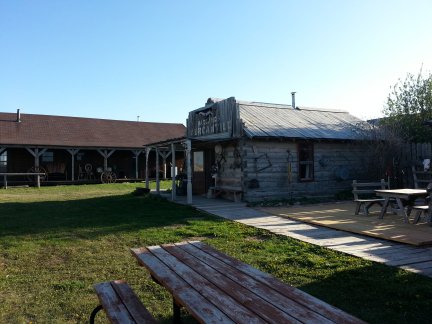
[382,68,432,142]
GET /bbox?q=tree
[382,68,432,142]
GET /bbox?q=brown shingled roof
[0,112,186,149]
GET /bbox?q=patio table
[375,189,427,223]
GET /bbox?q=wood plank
[164,243,302,323]
[147,245,264,324]
[190,242,364,324]
[94,282,135,324]
[131,247,233,323]
[173,242,333,323]
[110,280,157,323]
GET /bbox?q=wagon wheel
[26,166,48,182]
[101,171,117,184]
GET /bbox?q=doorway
[192,149,215,195]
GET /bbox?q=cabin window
[298,143,314,181]
[41,151,54,162]
[0,151,7,172]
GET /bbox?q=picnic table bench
[131,241,364,323]
[352,179,389,215]
[91,280,157,324]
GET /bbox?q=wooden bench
[90,280,157,324]
[208,177,243,202]
[352,179,389,215]
[412,184,432,224]
[131,241,364,323]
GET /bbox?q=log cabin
[186,96,370,201]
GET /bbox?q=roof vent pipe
[17,109,21,122]
[291,92,296,109]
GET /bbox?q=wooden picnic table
[375,189,428,223]
[131,241,364,323]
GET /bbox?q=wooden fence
[397,142,432,188]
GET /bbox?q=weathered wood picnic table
[131,241,364,323]
[375,189,428,223]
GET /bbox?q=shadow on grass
[299,262,432,324]
[0,193,217,239]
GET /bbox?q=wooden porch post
[171,143,176,201]
[186,139,192,204]
[0,147,5,155]
[159,151,171,180]
[25,147,47,187]
[156,147,160,194]
[145,147,151,189]
[97,149,116,171]
[133,150,143,179]
[26,147,47,169]
[66,149,79,181]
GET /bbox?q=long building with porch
[0,110,186,185]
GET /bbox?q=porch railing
[0,173,46,189]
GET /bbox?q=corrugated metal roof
[238,101,365,140]
[0,112,186,148]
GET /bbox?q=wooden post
[159,151,171,180]
[156,147,160,194]
[67,149,79,181]
[3,175,7,189]
[133,150,143,179]
[26,147,47,171]
[36,175,40,188]
[186,139,192,204]
[145,147,151,189]
[171,143,176,201]
[97,149,116,171]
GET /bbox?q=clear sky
[1,1,431,124]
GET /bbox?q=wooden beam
[0,147,5,155]
[159,150,171,180]
[66,149,79,181]
[26,148,47,169]
[97,149,116,171]
[145,147,151,189]
[133,150,143,180]
[156,147,160,194]
[186,139,192,204]
[171,143,176,200]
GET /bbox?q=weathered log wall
[215,140,369,201]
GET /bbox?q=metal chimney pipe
[17,109,21,122]
[291,92,296,109]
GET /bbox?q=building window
[41,151,54,162]
[298,143,314,181]
[0,151,7,172]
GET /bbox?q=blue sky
[1,1,431,124]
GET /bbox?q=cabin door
[192,150,214,195]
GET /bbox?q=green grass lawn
[1,183,432,323]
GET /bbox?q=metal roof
[238,101,366,140]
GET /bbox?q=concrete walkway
[169,194,432,278]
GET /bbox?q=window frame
[41,151,54,163]
[298,142,314,182]
[0,150,7,172]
